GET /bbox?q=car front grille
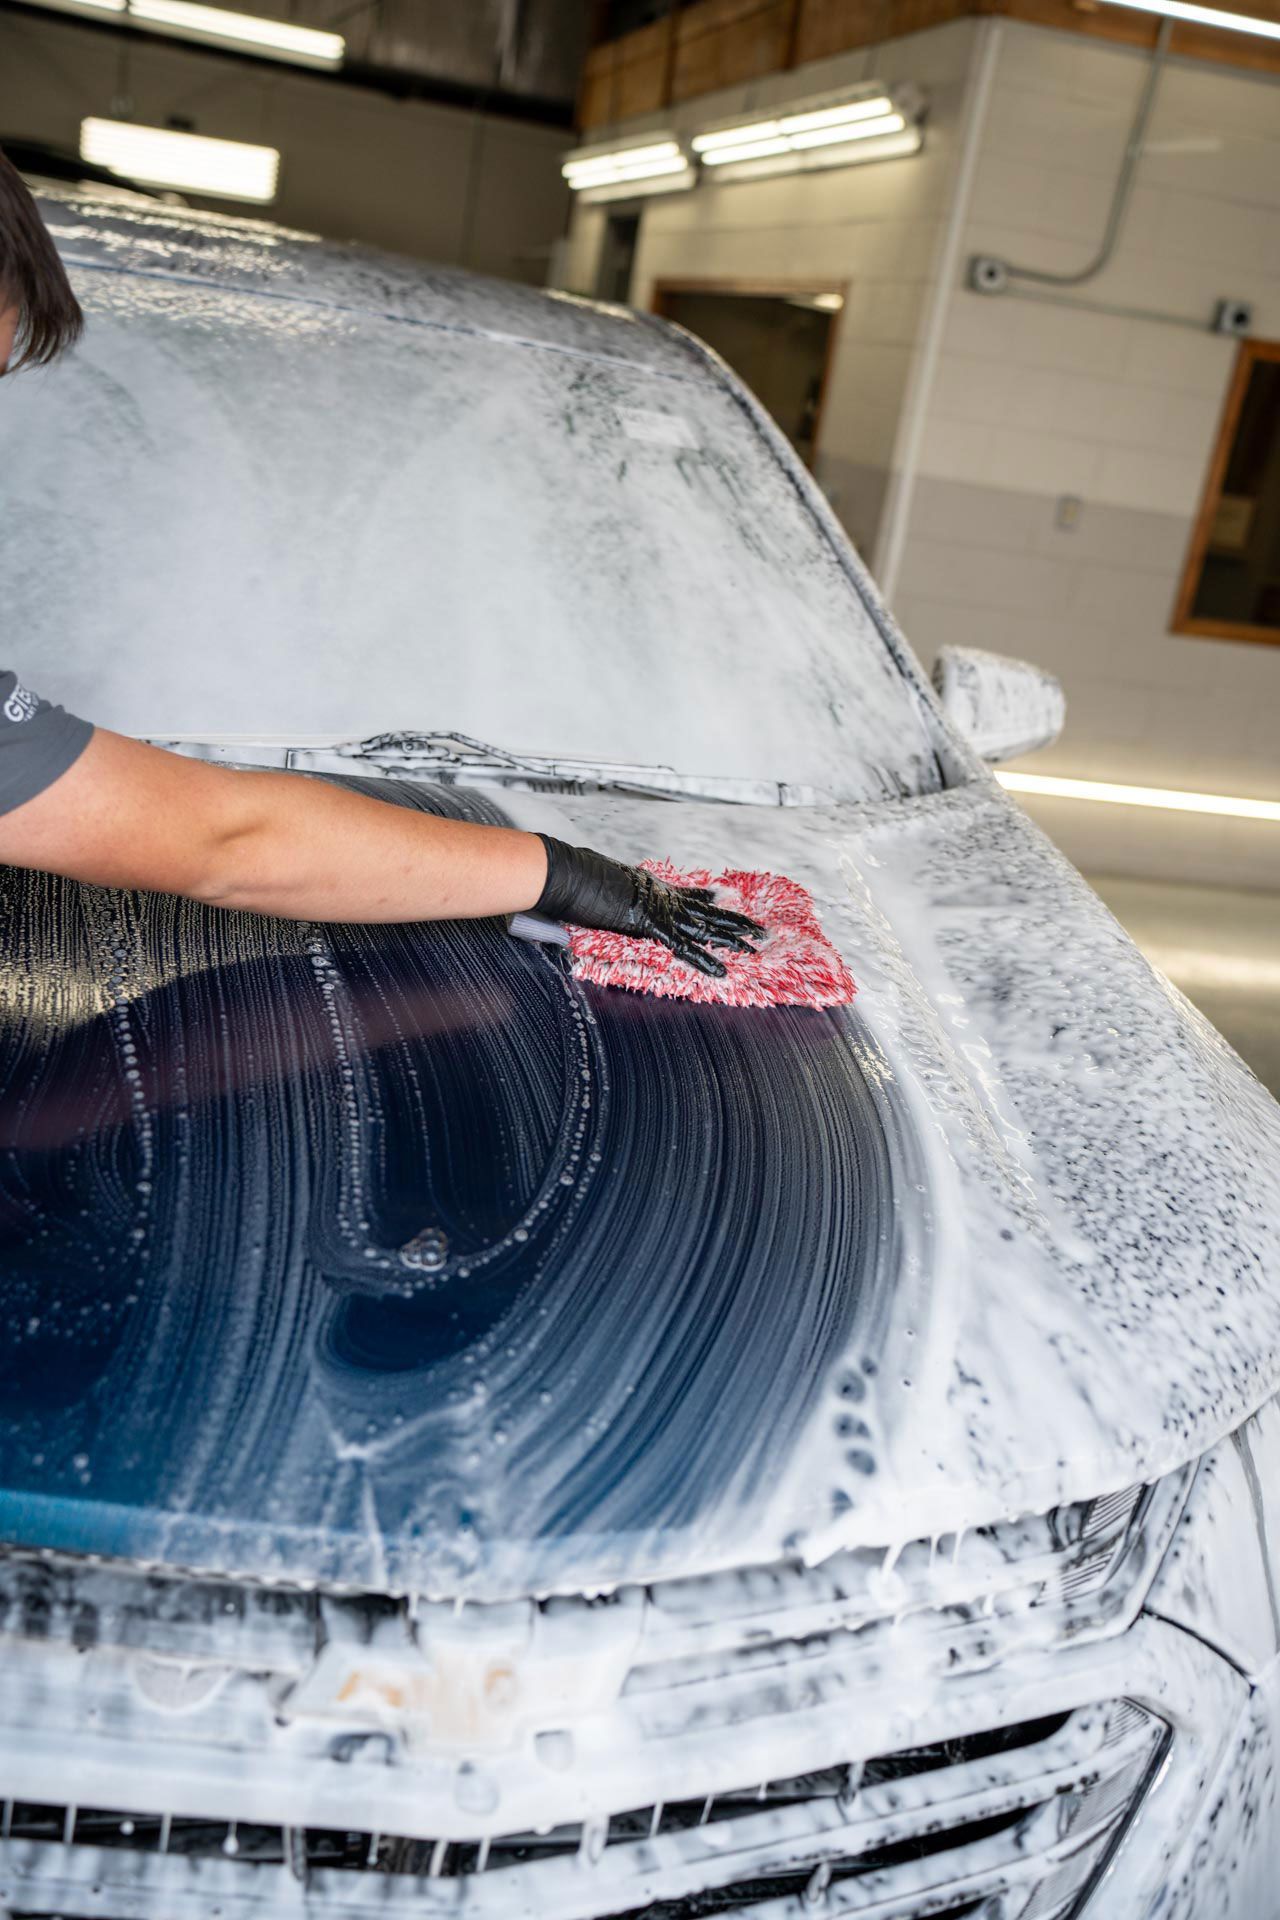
[0,1698,1166,1919]
[0,1478,1188,1916]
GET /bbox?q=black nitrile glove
[535,834,763,978]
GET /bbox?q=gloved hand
[534,835,763,978]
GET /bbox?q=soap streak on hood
[0,776,917,1601]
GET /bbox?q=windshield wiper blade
[150,730,831,808]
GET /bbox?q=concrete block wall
[563,17,1279,886]
[0,8,571,284]
[890,21,1280,883]
[558,18,984,559]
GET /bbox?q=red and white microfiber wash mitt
[567,861,857,1011]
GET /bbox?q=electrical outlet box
[968,256,1008,295]
[1213,299,1252,337]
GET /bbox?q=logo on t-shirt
[3,683,39,725]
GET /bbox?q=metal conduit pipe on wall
[968,16,1174,296]
[964,18,1251,333]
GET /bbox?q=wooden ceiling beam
[577,0,1280,129]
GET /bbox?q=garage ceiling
[6,0,592,116]
[337,0,590,104]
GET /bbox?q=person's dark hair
[0,145,84,373]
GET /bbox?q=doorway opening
[652,281,845,470]
[596,212,641,305]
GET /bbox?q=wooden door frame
[651,277,848,468]
[1172,336,1280,648]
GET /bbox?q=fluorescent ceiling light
[80,117,280,202]
[25,0,344,67]
[997,770,1280,823]
[132,0,343,65]
[1095,0,1280,38]
[693,120,785,153]
[698,137,791,165]
[563,139,681,178]
[565,159,687,187]
[692,85,922,179]
[701,126,922,181]
[565,160,685,186]
[789,112,905,150]
[700,111,905,162]
[779,98,894,133]
[693,95,895,150]
[562,135,694,201]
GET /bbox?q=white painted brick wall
[896,18,1280,877]
[560,18,1278,881]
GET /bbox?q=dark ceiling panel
[2,0,591,116]
[344,0,590,102]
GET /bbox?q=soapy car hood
[2,768,1278,1602]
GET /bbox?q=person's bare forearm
[0,727,548,924]
[197,767,547,922]
[2,725,762,966]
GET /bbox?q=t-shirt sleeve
[0,671,95,817]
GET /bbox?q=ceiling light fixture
[561,136,694,203]
[692,95,896,154]
[780,98,897,133]
[696,137,791,166]
[789,113,907,149]
[690,85,924,182]
[80,118,280,202]
[1095,0,1280,40]
[27,0,344,68]
[997,770,1280,823]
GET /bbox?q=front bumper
[3,1412,1279,1919]
[0,1582,1263,1919]
[0,1615,1247,1919]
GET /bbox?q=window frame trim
[1172,335,1280,648]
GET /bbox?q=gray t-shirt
[0,672,94,816]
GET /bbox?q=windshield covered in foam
[7,196,947,803]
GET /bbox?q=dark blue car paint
[0,778,900,1596]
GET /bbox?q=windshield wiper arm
[150,730,831,808]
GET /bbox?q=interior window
[1174,340,1280,645]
